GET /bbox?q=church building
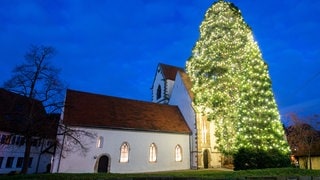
[51,63,222,173]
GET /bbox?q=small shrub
[234,148,291,170]
[234,148,257,170]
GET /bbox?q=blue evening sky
[0,0,319,120]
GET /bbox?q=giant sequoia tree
[186,1,289,155]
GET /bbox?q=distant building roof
[63,89,191,134]
[286,124,320,156]
[159,63,185,81]
[0,88,44,119]
[0,88,58,138]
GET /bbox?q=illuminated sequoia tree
[186,0,289,155]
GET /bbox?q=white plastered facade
[52,127,190,173]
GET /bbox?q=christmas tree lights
[186,1,290,155]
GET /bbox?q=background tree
[286,114,320,169]
[186,0,289,157]
[2,45,65,174]
[2,45,95,174]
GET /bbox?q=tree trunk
[21,137,32,174]
[35,139,44,173]
[308,151,312,170]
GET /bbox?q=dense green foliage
[234,148,291,170]
[186,1,289,155]
[1,168,319,180]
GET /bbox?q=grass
[0,168,320,180]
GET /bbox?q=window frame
[28,157,33,168]
[16,157,24,168]
[175,145,183,162]
[149,143,157,163]
[0,157,3,168]
[156,85,161,100]
[11,136,16,145]
[97,136,104,148]
[0,135,4,144]
[15,136,21,145]
[119,142,129,163]
[5,157,14,168]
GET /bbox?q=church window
[201,118,207,144]
[149,143,157,162]
[97,136,103,148]
[175,145,182,162]
[156,85,161,100]
[120,142,129,163]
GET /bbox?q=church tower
[194,110,223,169]
[151,63,184,104]
[151,63,222,169]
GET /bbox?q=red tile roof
[159,63,185,80]
[63,89,191,134]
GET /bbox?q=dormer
[151,63,184,104]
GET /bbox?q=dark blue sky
[1,0,319,119]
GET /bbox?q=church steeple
[151,63,184,104]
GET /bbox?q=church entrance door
[203,149,209,169]
[98,155,109,173]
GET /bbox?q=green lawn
[1,168,320,180]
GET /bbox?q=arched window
[175,145,182,162]
[120,142,129,163]
[156,85,161,100]
[149,143,157,162]
[97,136,103,148]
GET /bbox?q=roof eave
[64,124,191,135]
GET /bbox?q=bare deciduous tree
[2,45,95,174]
[56,125,96,158]
[3,45,64,174]
[286,113,320,169]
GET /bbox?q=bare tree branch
[286,113,320,169]
[1,45,91,174]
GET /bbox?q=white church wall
[53,127,190,173]
[165,79,175,101]
[169,73,197,169]
[169,73,195,133]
